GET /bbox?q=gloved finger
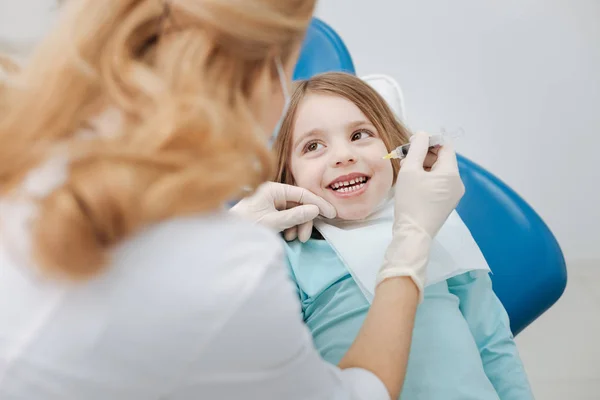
[297,220,313,243]
[284,226,298,242]
[402,132,431,170]
[278,184,336,218]
[429,145,440,155]
[423,149,439,169]
[430,141,459,173]
[285,201,303,210]
[262,204,320,232]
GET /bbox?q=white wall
[1,0,597,264]
[316,0,600,265]
[0,0,57,57]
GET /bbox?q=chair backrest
[295,18,567,335]
[455,156,567,335]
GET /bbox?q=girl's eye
[305,141,324,153]
[351,129,372,141]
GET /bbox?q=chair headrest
[361,74,407,123]
[294,19,406,123]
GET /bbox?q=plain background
[1,0,599,398]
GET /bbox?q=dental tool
[383,128,464,160]
[383,135,444,160]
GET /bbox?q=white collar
[314,194,490,302]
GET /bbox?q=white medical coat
[0,213,389,399]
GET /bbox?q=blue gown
[285,238,534,400]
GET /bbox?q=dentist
[0,1,464,399]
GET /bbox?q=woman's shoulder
[125,210,281,250]
[111,211,285,298]
[116,210,284,272]
[0,212,294,396]
[93,212,289,350]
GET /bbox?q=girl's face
[289,93,393,220]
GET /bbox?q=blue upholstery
[456,156,567,335]
[295,18,567,335]
[293,18,355,80]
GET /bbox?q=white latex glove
[376,132,465,299]
[230,182,336,242]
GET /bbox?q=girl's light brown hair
[273,72,412,185]
[0,0,316,279]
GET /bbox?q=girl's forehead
[293,93,372,135]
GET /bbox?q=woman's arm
[448,271,534,399]
[339,276,419,400]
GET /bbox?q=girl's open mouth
[328,176,370,197]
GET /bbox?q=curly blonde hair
[0,0,316,278]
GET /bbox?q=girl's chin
[333,205,373,221]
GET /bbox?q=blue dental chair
[295,18,567,336]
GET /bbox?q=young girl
[272,72,534,400]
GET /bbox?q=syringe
[383,134,445,160]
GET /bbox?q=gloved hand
[376,132,465,299]
[230,182,336,242]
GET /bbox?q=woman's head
[0,0,316,278]
[273,72,411,220]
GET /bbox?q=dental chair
[294,18,567,336]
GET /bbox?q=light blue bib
[285,239,500,400]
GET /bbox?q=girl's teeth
[337,182,365,193]
[330,177,368,191]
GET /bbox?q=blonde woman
[0,1,464,399]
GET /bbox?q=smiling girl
[272,72,533,400]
